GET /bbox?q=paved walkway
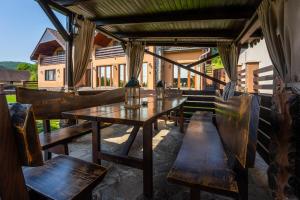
[67,121,272,200]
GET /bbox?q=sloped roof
[0,68,30,82]
[31,28,66,61]
[31,28,113,60]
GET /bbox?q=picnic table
[62,96,187,197]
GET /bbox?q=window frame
[45,69,56,81]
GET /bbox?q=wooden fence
[1,81,38,94]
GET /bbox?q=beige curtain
[73,16,96,87]
[218,43,240,100]
[257,0,300,90]
[125,41,145,80]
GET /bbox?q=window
[139,63,148,87]
[97,65,112,87]
[45,69,56,81]
[119,64,126,87]
[173,64,196,89]
[173,65,179,88]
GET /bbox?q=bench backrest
[16,87,126,120]
[215,94,260,168]
[0,93,29,200]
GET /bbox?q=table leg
[143,122,153,198]
[92,121,101,164]
[179,105,184,133]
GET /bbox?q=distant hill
[0,61,23,70]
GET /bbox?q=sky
[0,0,65,63]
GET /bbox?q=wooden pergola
[37,0,263,89]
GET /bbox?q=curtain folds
[257,0,300,89]
[73,16,96,87]
[217,43,240,100]
[125,41,145,80]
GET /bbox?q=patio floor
[64,120,272,200]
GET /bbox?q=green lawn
[6,94,16,103]
[6,94,60,133]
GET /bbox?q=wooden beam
[145,50,226,85]
[96,27,125,43]
[66,14,74,89]
[94,8,252,26]
[43,0,73,16]
[113,30,236,39]
[235,13,261,45]
[37,0,70,41]
[145,42,218,47]
[186,53,219,68]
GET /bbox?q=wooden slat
[254,84,274,90]
[258,118,272,137]
[253,65,273,74]
[186,95,215,102]
[184,101,215,108]
[182,90,216,96]
[257,129,270,150]
[256,141,270,164]
[255,74,274,82]
[259,106,272,122]
[260,94,272,108]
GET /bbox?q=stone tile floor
[66,120,272,200]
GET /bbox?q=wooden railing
[256,94,272,164]
[95,45,125,59]
[40,55,65,65]
[1,81,38,95]
[237,69,246,91]
[253,65,274,93]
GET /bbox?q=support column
[66,14,74,91]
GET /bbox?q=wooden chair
[0,92,107,200]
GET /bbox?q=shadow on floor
[66,120,272,200]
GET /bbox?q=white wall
[238,39,273,94]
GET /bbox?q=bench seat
[23,155,107,200]
[167,111,238,197]
[39,121,111,151]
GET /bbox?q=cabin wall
[161,49,205,90]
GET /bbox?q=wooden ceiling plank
[93,7,253,26]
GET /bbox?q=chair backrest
[215,94,260,168]
[0,93,29,200]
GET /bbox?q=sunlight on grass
[6,94,60,133]
[6,95,16,103]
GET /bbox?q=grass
[6,94,60,133]
[6,95,16,103]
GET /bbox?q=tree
[17,63,38,81]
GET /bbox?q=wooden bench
[168,94,260,199]
[0,93,107,200]
[16,87,121,159]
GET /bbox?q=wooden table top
[62,96,187,125]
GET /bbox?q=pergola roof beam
[235,13,261,45]
[113,30,236,39]
[94,8,253,26]
[37,0,71,41]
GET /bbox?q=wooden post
[66,14,74,90]
[245,62,259,93]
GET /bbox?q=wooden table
[62,96,187,198]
